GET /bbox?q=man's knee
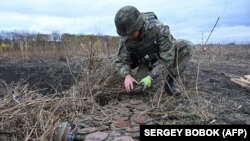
[175,39,194,58]
[170,40,194,76]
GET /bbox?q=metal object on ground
[53,122,77,141]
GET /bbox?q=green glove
[139,76,153,90]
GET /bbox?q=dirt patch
[0,59,83,95]
[182,55,250,124]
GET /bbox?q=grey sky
[0,0,249,44]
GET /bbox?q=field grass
[0,43,249,140]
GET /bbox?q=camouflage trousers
[136,39,194,82]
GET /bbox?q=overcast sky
[0,0,249,44]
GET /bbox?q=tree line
[0,31,119,51]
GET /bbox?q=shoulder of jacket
[142,12,164,29]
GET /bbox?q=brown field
[0,43,249,140]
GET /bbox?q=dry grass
[0,56,120,140]
[0,44,249,140]
[0,80,92,140]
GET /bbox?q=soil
[0,59,83,95]
[183,56,250,124]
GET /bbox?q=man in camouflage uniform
[114,5,194,95]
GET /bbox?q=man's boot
[164,76,182,96]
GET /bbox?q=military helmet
[114,6,144,36]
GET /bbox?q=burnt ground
[0,47,249,140]
[183,56,250,124]
[0,59,84,95]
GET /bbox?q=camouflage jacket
[115,12,176,78]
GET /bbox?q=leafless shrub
[0,79,95,140]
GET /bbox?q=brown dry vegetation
[0,34,249,140]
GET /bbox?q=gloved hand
[139,76,153,90]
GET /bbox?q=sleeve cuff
[120,66,131,77]
[122,71,130,78]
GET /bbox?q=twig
[12,94,20,104]
[157,85,165,108]
[24,109,40,141]
[175,47,191,102]
[0,97,87,114]
[66,56,78,85]
[195,60,200,99]
[204,17,220,46]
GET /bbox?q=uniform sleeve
[150,25,176,78]
[114,39,132,77]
